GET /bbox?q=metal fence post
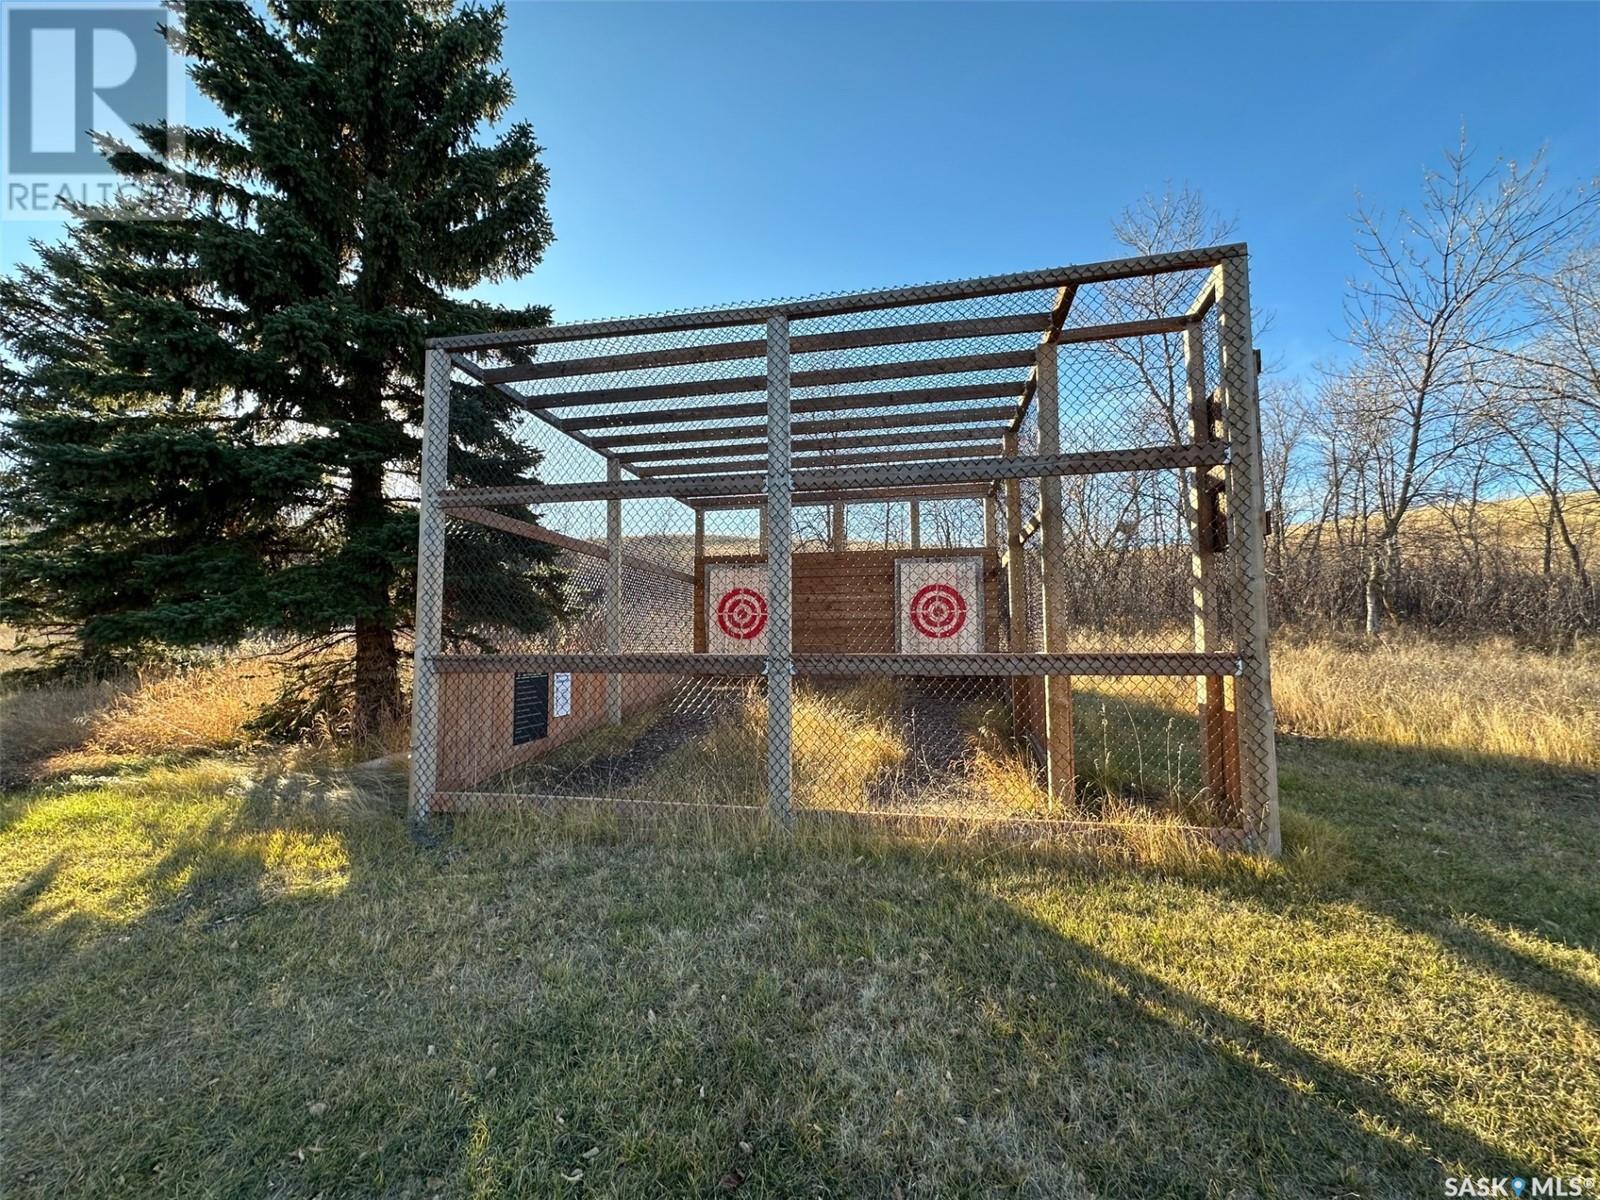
[409,347,451,821]
[606,455,624,725]
[1217,253,1281,855]
[765,314,795,829]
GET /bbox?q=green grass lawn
[2,732,1596,1199]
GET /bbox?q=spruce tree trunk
[353,614,401,738]
[348,454,401,738]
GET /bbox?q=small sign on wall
[896,556,983,654]
[552,672,572,718]
[706,564,770,654]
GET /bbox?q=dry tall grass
[1,648,403,782]
[1272,632,1599,769]
[641,682,908,809]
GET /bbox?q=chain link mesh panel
[411,246,1280,853]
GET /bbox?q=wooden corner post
[1216,253,1281,855]
[765,315,795,829]
[1183,304,1238,820]
[1034,343,1075,804]
[605,455,624,725]
[409,348,451,821]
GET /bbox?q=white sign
[896,557,983,654]
[705,564,770,654]
[551,672,572,717]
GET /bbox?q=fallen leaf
[582,1147,599,1160]
[561,1169,584,1183]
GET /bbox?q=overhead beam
[590,404,1014,450]
[619,424,1007,463]
[634,441,1003,478]
[688,483,992,511]
[491,349,1034,410]
[484,310,1054,383]
[438,442,1228,506]
[428,243,1246,351]
[1007,312,1197,434]
[449,504,696,585]
[562,382,1021,433]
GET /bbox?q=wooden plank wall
[435,669,676,790]
[694,547,1001,654]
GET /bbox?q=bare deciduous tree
[1332,134,1597,634]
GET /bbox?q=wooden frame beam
[595,409,1012,452]
[619,424,1008,464]
[483,310,1054,384]
[1007,312,1197,433]
[634,442,1003,478]
[562,383,1021,434]
[491,349,1034,411]
[688,483,992,511]
[430,651,1241,677]
[428,243,1245,351]
[438,443,1227,507]
[450,504,696,585]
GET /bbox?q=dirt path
[867,690,983,812]
[517,681,748,797]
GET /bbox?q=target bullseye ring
[909,583,967,639]
[715,587,768,640]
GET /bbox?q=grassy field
[2,635,1597,1198]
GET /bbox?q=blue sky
[3,1,1597,382]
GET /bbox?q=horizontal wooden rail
[485,310,1054,383]
[499,349,1034,410]
[436,443,1229,506]
[428,243,1244,350]
[686,483,993,510]
[427,790,1252,846]
[569,385,1017,438]
[429,651,1241,677]
[635,442,1003,478]
[619,425,1006,463]
[450,506,696,585]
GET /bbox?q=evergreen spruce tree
[0,0,566,734]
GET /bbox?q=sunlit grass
[2,722,1596,1197]
[1272,630,1599,768]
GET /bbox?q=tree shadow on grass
[1056,687,1598,1023]
[0,740,1592,1198]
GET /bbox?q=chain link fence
[411,245,1280,853]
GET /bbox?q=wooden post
[983,491,997,550]
[909,500,921,549]
[1035,344,1074,804]
[1184,318,1234,817]
[1002,433,1026,650]
[1216,254,1280,855]
[605,456,623,725]
[765,315,795,829]
[692,506,706,654]
[831,501,846,552]
[408,348,451,821]
[758,504,769,554]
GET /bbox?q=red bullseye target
[909,583,967,639]
[715,587,768,640]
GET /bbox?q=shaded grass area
[3,731,1596,1198]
